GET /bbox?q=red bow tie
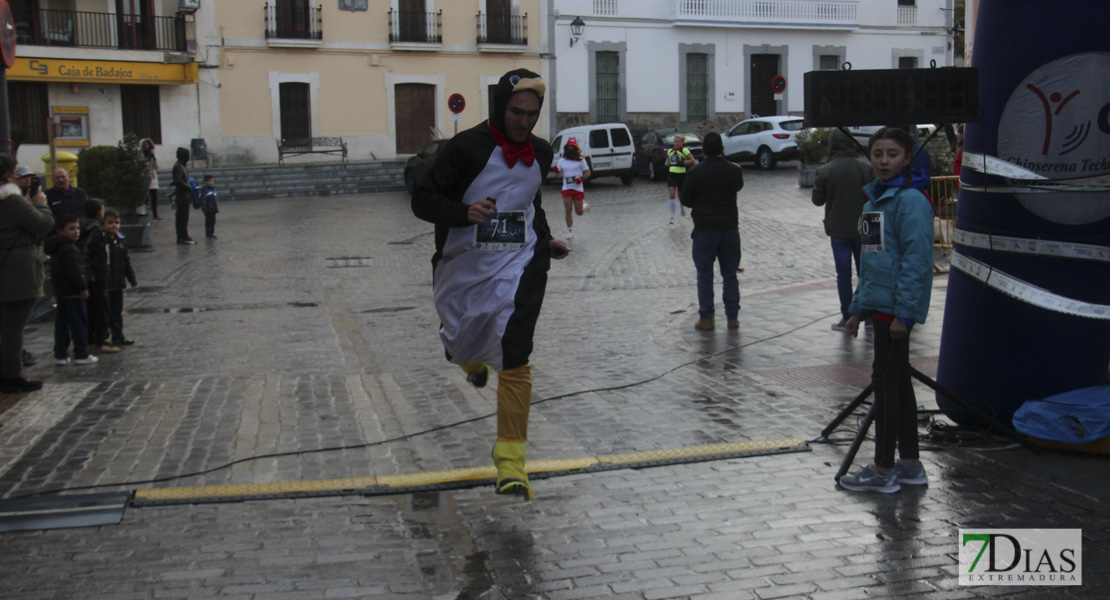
[489,123,535,168]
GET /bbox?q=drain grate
[326,256,373,268]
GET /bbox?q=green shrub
[796,128,830,165]
[77,134,150,214]
[77,145,115,200]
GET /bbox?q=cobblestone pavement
[1,166,1107,599]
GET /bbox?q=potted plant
[795,127,829,188]
[78,134,154,247]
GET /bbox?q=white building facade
[549,0,958,134]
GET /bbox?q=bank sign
[8,58,198,85]
[959,529,1082,586]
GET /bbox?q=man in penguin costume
[412,69,570,500]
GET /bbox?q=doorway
[116,0,156,50]
[395,83,435,154]
[749,54,780,117]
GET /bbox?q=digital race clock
[804,67,979,127]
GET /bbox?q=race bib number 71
[474,211,527,251]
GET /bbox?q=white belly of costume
[432,149,539,371]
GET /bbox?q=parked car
[634,129,704,181]
[549,123,636,185]
[404,138,451,195]
[721,116,805,169]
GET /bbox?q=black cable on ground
[9,310,841,500]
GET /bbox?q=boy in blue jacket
[103,209,137,346]
[840,127,935,494]
[200,175,219,239]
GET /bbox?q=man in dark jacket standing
[681,132,744,331]
[811,128,872,331]
[45,168,88,217]
[171,147,195,245]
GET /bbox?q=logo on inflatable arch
[998,52,1110,225]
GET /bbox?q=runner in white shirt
[553,141,590,239]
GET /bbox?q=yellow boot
[491,440,531,500]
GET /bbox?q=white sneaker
[583,202,590,213]
[567,228,574,239]
[73,355,99,365]
[55,357,71,366]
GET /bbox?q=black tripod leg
[909,367,1042,455]
[821,383,873,439]
[835,399,877,483]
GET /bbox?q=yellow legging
[460,362,532,442]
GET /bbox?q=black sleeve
[411,136,477,229]
[64,247,87,293]
[680,167,699,208]
[124,247,136,286]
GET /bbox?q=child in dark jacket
[79,199,118,354]
[103,209,137,346]
[200,175,218,239]
[45,214,97,365]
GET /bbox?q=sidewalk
[0,169,1106,599]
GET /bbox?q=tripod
[821,367,1041,483]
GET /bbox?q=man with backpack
[171,147,196,245]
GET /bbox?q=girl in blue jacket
[840,127,935,493]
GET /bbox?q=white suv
[721,116,804,169]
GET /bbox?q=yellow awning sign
[8,58,198,85]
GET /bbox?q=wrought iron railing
[14,9,184,51]
[265,3,322,40]
[388,10,442,43]
[477,12,527,45]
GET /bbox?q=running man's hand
[467,198,497,224]
[550,239,571,259]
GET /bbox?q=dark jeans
[204,212,216,238]
[149,188,160,218]
[175,194,191,241]
[87,279,108,347]
[0,299,35,378]
[871,319,919,470]
[54,297,90,360]
[108,289,125,343]
[691,229,741,319]
[831,237,862,320]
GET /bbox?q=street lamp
[569,16,584,47]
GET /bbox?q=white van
[549,123,636,185]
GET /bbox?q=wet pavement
[1,166,1107,599]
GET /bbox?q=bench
[276,136,348,166]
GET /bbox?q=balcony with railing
[671,0,859,29]
[897,6,917,25]
[265,3,322,45]
[477,12,527,49]
[14,9,185,51]
[388,10,443,48]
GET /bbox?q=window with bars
[596,51,620,123]
[820,55,841,71]
[686,53,708,122]
[121,85,162,143]
[8,82,48,144]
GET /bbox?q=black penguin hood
[489,69,546,134]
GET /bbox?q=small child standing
[200,175,219,239]
[103,209,137,346]
[554,143,589,239]
[839,127,935,494]
[44,214,97,366]
[79,199,118,354]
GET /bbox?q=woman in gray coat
[0,154,54,393]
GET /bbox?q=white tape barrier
[952,228,1110,263]
[950,250,1110,320]
[959,151,1110,193]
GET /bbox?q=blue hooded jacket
[848,178,935,324]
